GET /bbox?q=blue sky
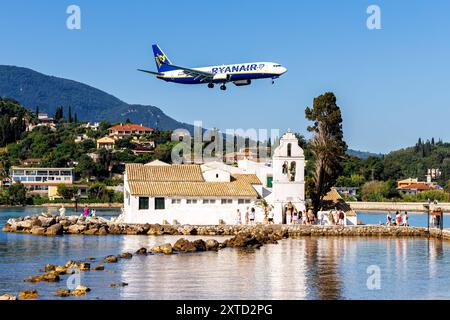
[1,0,449,153]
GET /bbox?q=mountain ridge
[0,65,194,132]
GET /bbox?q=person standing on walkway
[403,211,409,227]
[293,209,299,224]
[59,205,66,217]
[249,208,256,224]
[245,207,249,225]
[386,211,392,225]
[236,209,242,225]
[83,205,89,217]
[338,210,345,225]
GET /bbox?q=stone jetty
[3,213,450,241]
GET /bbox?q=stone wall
[3,213,450,241]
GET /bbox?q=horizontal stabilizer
[137,69,162,75]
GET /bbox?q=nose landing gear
[208,83,214,89]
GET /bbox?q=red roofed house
[397,180,444,196]
[108,123,154,139]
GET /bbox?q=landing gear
[220,84,227,91]
[208,83,214,89]
[272,78,275,85]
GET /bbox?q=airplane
[138,44,287,91]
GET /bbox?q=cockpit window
[274,64,282,67]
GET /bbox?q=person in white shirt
[249,208,256,224]
[235,209,242,225]
[59,205,66,217]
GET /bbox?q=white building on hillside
[121,131,306,225]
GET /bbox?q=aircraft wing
[167,64,214,81]
[137,69,162,75]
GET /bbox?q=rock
[180,225,198,235]
[71,285,90,296]
[119,252,133,259]
[93,265,105,271]
[135,247,147,255]
[85,257,96,261]
[1,224,11,233]
[16,220,33,230]
[31,226,47,235]
[59,219,72,227]
[38,217,56,227]
[45,223,63,236]
[55,266,68,275]
[68,224,86,234]
[24,275,42,283]
[55,289,71,297]
[65,260,90,271]
[67,216,78,224]
[44,264,57,272]
[97,226,108,235]
[151,243,173,255]
[42,271,61,282]
[104,255,118,263]
[192,239,206,251]
[0,294,17,300]
[83,228,98,235]
[205,239,220,251]
[119,282,128,287]
[223,232,262,248]
[173,238,196,252]
[19,290,38,300]
[109,283,116,288]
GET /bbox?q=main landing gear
[220,84,227,91]
[208,83,214,89]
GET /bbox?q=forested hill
[383,138,450,183]
[0,65,193,132]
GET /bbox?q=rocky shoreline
[3,213,450,240]
[2,213,450,300]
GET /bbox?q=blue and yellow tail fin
[152,44,178,72]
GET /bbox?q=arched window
[290,162,296,181]
[287,143,292,157]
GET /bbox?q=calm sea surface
[1,207,450,300]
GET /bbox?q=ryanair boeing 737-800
[138,44,287,90]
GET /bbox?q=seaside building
[10,167,74,196]
[397,177,444,196]
[121,131,312,225]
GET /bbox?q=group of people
[235,207,262,225]
[317,209,346,226]
[285,208,318,225]
[386,211,409,226]
[57,205,97,217]
[234,205,347,226]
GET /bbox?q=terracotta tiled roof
[109,124,154,132]
[126,163,259,197]
[128,180,258,197]
[231,174,262,185]
[398,183,435,191]
[126,163,204,182]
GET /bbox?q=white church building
[121,131,306,225]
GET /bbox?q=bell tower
[271,131,305,223]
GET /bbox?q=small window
[287,143,292,157]
[216,174,219,178]
[238,199,245,204]
[139,197,149,210]
[221,199,233,204]
[187,199,198,204]
[155,197,165,210]
[171,199,181,204]
[203,199,216,204]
